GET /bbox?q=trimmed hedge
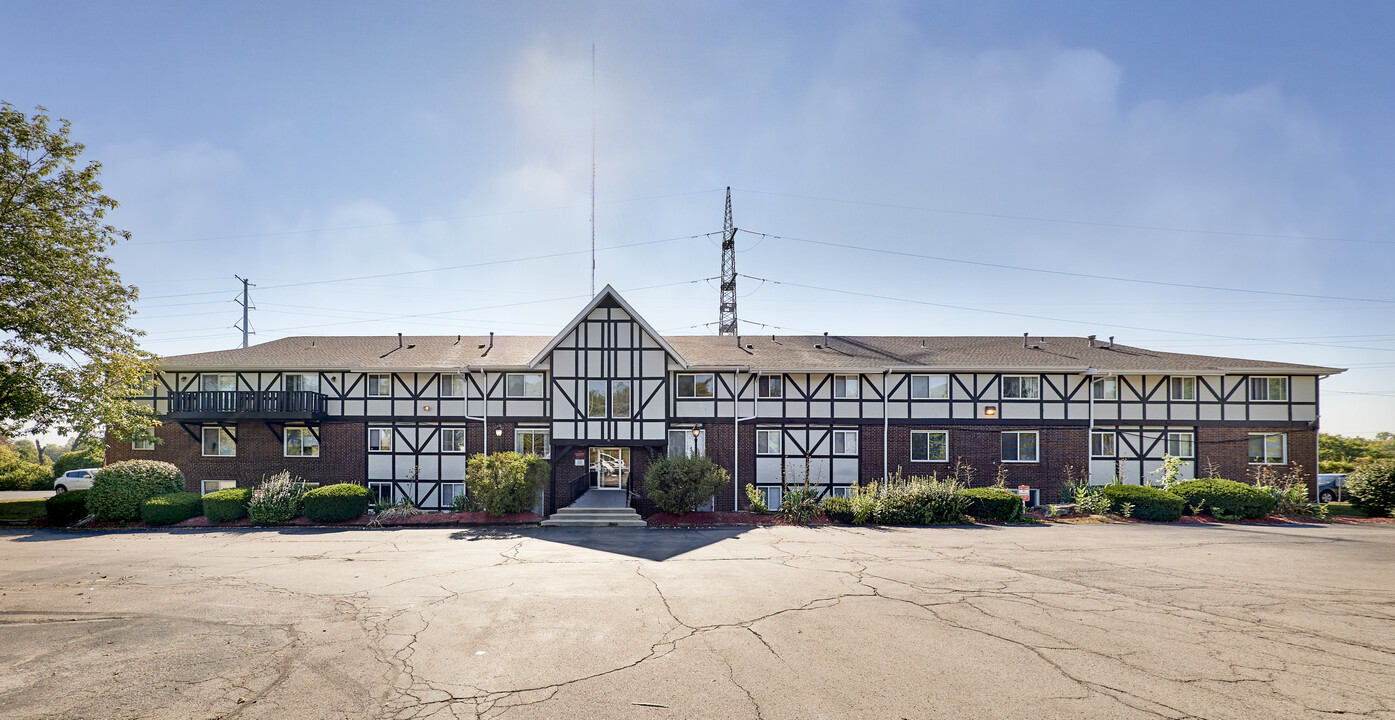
[302,483,372,522]
[821,495,855,523]
[1101,484,1184,522]
[45,489,91,525]
[467,452,547,516]
[203,487,253,523]
[962,487,1025,522]
[141,492,204,525]
[1170,478,1276,520]
[644,455,731,515]
[1347,459,1395,518]
[86,460,185,522]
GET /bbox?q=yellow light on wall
[983,406,997,417]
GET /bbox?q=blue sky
[5,1,1393,437]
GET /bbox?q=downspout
[735,369,758,510]
[882,370,889,482]
[457,367,487,454]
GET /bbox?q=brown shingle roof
[159,334,1342,375]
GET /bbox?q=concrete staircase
[541,489,647,528]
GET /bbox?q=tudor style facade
[107,286,1342,513]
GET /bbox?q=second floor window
[285,374,318,393]
[516,428,550,458]
[833,375,859,399]
[506,373,544,398]
[676,373,714,399]
[832,430,858,455]
[756,429,782,455]
[368,427,392,452]
[587,380,607,418]
[1170,376,1196,400]
[1091,377,1117,400]
[1001,375,1040,400]
[1249,377,1288,402]
[367,374,392,397]
[439,374,465,397]
[1091,431,1115,458]
[200,374,236,392]
[758,375,782,399]
[440,428,466,453]
[910,374,949,400]
[611,380,632,418]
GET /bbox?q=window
[202,479,236,494]
[1091,431,1115,458]
[367,374,392,397]
[368,482,399,504]
[756,429,782,455]
[201,427,235,457]
[1249,377,1288,402]
[611,380,632,418]
[140,373,157,392]
[132,428,155,451]
[199,373,236,392]
[1092,377,1117,400]
[284,374,318,393]
[676,373,714,399]
[1249,433,1286,464]
[440,428,466,453]
[368,427,392,452]
[440,483,466,508]
[910,374,950,400]
[284,427,320,457]
[587,380,607,418]
[911,431,948,462]
[758,375,782,399]
[439,374,465,397]
[516,428,550,458]
[667,428,705,458]
[832,430,858,455]
[1167,431,1195,458]
[1001,375,1040,400]
[760,486,783,511]
[506,373,544,398]
[1001,431,1039,462]
[833,375,859,399]
[1170,376,1196,401]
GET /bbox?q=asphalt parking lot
[2,523,1393,720]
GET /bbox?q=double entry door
[588,447,630,489]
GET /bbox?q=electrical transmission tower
[718,187,738,335]
[234,275,255,348]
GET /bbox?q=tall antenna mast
[590,44,596,297]
[718,187,738,335]
[234,275,255,348]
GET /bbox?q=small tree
[1347,459,1395,518]
[466,451,546,516]
[644,455,730,515]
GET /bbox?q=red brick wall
[1196,426,1318,495]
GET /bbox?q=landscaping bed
[647,511,828,527]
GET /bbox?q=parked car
[54,468,100,494]
[1317,473,1348,503]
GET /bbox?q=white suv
[54,468,100,494]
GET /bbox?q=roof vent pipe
[1108,336,1115,348]
[1088,334,1097,348]
[483,331,494,357]
[397,332,403,349]
[1023,333,1029,348]
[736,334,741,347]
[454,335,460,345]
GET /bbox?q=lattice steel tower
[718,187,738,335]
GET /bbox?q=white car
[54,468,100,494]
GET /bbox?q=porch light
[984,406,997,417]
[422,404,431,412]
[692,424,703,438]
[494,424,503,438]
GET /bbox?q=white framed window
[440,483,466,508]
[1170,376,1196,401]
[132,432,155,451]
[1091,431,1115,458]
[760,486,783,511]
[284,426,320,457]
[832,430,858,455]
[831,485,856,498]
[201,426,235,457]
[1092,377,1117,400]
[756,429,782,455]
[440,428,466,453]
[676,373,714,399]
[833,375,860,399]
[516,428,550,458]
[758,375,782,399]
[1001,430,1039,462]
[667,428,705,458]
[368,427,392,452]
[1249,377,1288,402]
[368,482,400,504]
[587,380,608,418]
[202,479,236,494]
[439,373,465,397]
[910,430,948,462]
[284,373,318,393]
[611,380,632,418]
[1001,375,1041,400]
[199,373,237,392]
[1248,433,1286,464]
[910,374,950,400]
[506,373,544,398]
[140,373,157,393]
[1167,431,1195,458]
[367,374,392,397]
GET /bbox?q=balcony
[166,391,328,421]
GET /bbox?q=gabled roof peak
[526,285,688,368]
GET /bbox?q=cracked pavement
[1,523,1393,719]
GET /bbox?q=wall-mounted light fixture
[983,406,998,417]
[422,404,431,412]
[692,423,703,438]
[494,424,503,438]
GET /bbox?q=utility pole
[590,44,597,298]
[718,187,738,335]
[234,275,255,348]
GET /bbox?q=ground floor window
[201,426,235,457]
[1249,433,1287,464]
[440,428,466,453]
[832,430,858,455]
[1091,431,1115,458]
[368,427,392,452]
[516,428,550,458]
[132,437,154,451]
[440,483,466,508]
[201,479,236,494]
[368,482,401,504]
[756,429,782,455]
[284,426,320,457]
[910,430,948,462]
[1001,431,1039,463]
[757,486,783,510]
[1167,431,1195,458]
[667,428,705,457]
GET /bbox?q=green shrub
[1073,485,1112,515]
[86,460,185,522]
[0,457,51,491]
[302,483,372,522]
[873,474,968,525]
[248,471,309,524]
[962,487,1025,522]
[466,452,546,516]
[745,484,768,514]
[1101,484,1184,522]
[451,491,482,513]
[849,484,877,524]
[779,485,822,524]
[45,489,90,525]
[1347,459,1395,518]
[1170,478,1277,520]
[821,494,855,523]
[202,487,253,523]
[644,455,730,515]
[52,446,104,480]
[141,492,204,525]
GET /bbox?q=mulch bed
[645,511,830,527]
[54,511,543,531]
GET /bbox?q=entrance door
[589,447,630,489]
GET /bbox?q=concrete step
[551,507,640,516]
[541,517,648,527]
[541,505,646,527]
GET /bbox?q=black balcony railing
[167,391,328,420]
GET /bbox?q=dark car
[1317,473,1347,503]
